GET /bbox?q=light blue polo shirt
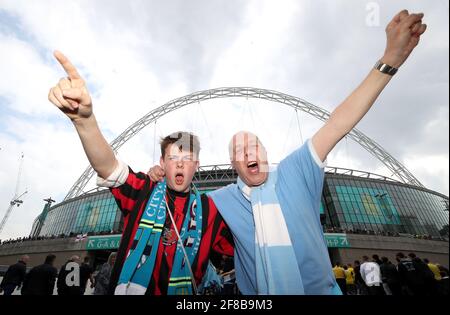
[209,140,341,295]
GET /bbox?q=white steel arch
[64,87,423,200]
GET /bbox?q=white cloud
[0,34,59,116]
[0,0,448,240]
[0,117,89,239]
[404,154,449,195]
[210,0,299,88]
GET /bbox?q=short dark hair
[160,131,200,159]
[381,256,389,263]
[423,258,430,263]
[408,253,417,259]
[396,252,405,259]
[44,254,56,264]
[84,256,90,263]
[362,256,369,262]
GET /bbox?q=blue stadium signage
[324,233,350,248]
[84,233,349,250]
[86,235,121,250]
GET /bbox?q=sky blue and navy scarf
[114,179,202,295]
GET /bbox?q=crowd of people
[0,252,236,296]
[0,230,123,246]
[324,226,448,242]
[332,253,449,296]
[3,250,448,296]
[0,253,118,295]
[2,226,446,248]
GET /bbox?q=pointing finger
[54,50,82,80]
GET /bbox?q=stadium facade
[0,87,448,272]
[0,165,448,271]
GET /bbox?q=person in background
[396,252,424,295]
[360,256,384,295]
[372,254,383,266]
[21,254,57,295]
[344,264,356,295]
[0,255,29,295]
[219,254,234,274]
[80,256,95,295]
[94,252,117,295]
[423,258,441,282]
[380,256,402,296]
[408,253,436,295]
[353,260,367,295]
[57,255,81,295]
[332,262,347,295]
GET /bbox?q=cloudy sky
[0,0,448,240]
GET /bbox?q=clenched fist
[48,51,93,122]
[148,165,166,182]
[382,10,427,68]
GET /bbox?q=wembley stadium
[0,88,448,276]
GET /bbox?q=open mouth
[175,172,184,185]
[247,161,259,174]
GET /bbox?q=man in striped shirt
[48,51,233,295]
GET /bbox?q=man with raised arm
[148,10,427,294]
[48,53,234,295]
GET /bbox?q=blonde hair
[108,252,117,265]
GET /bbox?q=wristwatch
[374,60,398,76]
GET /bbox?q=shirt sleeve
[97,159,154,217]
[278,138,326,202]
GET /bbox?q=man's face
[160,144,199,192]
[230,132,268,187]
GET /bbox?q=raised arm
[48,51,118,179]
[312,10,427,161]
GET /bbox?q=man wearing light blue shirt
[209,134,337,294]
